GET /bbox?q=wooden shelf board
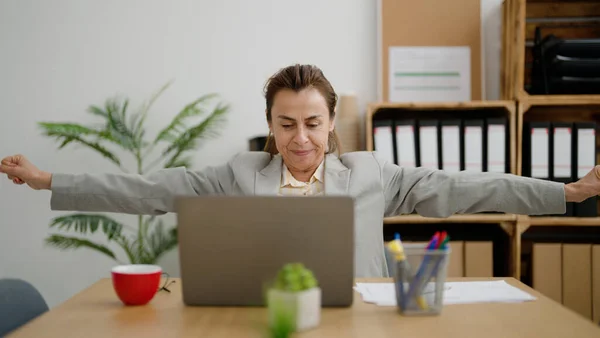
[368,100,514,112]
[522,95,600,107]
[384,214,517,224]
[528,217,600,227]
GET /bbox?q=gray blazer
[49,151,566,277]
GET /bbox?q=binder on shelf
[573,122,597,217]
[394,119,417,168]
[522,122,531,177]
[463,119,484,172]
[373,119,396,165]
[523,122,550,180]
[418,120,440,169]
[485,118,509,173]
[441,120,461,172]
[550,122,574,216]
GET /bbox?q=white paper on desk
[354,281,536,306]
[388,46,471,102]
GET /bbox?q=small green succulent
[274,263,318,292]
[268,300,295,338]
[268,263,319,338]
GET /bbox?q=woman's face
[268,88,334,173]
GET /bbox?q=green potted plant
[267,263,321,336]
[38,82,229,264]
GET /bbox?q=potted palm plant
[267,263,321,336]
[39,82,229,264]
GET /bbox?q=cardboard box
[563,244,592,319]
[465,241,493,277]
[532,243,562,303]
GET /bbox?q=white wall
[482,0,504,100]
[0,0,502,308]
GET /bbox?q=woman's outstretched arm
[0,154,232,215]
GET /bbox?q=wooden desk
[7,278,600,337]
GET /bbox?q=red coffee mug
[111,264,162,305]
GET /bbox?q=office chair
[0,278,49,337]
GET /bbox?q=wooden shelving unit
[512,97,600,286]
[501,0,521,100]
[514,215,600,283]
[384,214,517,224]
[364,99,600,281]
[502,0,600,101]
[370,0,600,322]
[527,217,600,227]
[516,96,600,176]
[366,100,518,174]
[498,97,600,280]
[367,100,520,230]
[366,101,522,278]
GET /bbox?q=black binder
[484,118,510,173]
[573,122,597,217]
[440,119,461,172]
[417,119,440,169]
[463,119,484,172]
[394,119,418,168]
[549,122,574,216]
[522,121,550,180]
[373,119,397,165]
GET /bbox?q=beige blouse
[279,159,325,196]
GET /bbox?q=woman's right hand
[0,155,52,190]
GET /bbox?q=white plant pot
[267,287,321,332]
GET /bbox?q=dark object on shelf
[530,27,600,95]
[249,136,268,151]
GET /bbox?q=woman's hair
[262,64,340,155]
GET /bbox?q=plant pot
[267,287,321,332]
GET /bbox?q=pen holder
[387,243,451,316]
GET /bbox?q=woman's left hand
[565,166,600,203]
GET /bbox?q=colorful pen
[386,233,409,310]
[407,232,440,310]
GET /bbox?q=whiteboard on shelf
[388,46,471,102]
[375,0,483,101]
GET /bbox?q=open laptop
[175,196,355,307]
